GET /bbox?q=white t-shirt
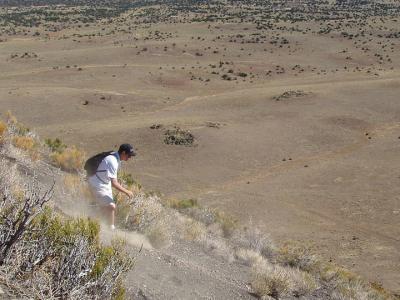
[88,152,120,198]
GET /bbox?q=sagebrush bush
[0,161,133,299]
[51,146,85,172]
[232,227,276,260]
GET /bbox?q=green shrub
[30,209,133,298]
[35,210,100,246]
[166,198,198,209]
[45,137,67,153]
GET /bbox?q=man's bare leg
[102,203,116,229]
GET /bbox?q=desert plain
[0,0,399,294]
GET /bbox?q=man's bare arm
[111,178,134,198]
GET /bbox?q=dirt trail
[127,241,254,299]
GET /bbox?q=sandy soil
[1,16,399,294]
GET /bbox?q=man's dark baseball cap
[119,143,136,157]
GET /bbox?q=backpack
[84,151,113,177]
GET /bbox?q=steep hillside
[0,115,397,299]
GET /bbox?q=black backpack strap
[94,152,118,184]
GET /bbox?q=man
[88,143,135,230]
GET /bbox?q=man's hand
[111,178,134,198]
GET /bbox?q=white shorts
[92,192,115,208]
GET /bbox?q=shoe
[110,225,116,230]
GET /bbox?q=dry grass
[232,227,276,260]
[332,278,392,300]
[183,219,206,242]
[235,248,264,267]
[62,173,92,199]
[214,210,239,238]
[6,111,29,136]
[0,121,7,141]
[5,110,17,125]
[0,113,40,161]
[277,240,319,272]
[251,259,319,298]
[317,264,395,300]
[114,193,135,227]
[63,173,82,191]
[51,146,85,172]
[202,237,234,262]
[165,198,198,209]
[12,135,41,161]
[124,194,164,232]
[115,193,174,248]
[12,136,36,151]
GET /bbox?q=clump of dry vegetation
[273,90,310,101]
[164,198,198,209]
[116,192,174,249]
[2,111,41,161]
[164,126,195,146]
[0,121,7,143]
[277,241,319,272]
[251,260,319,299]
[51,146,86,172]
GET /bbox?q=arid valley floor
[1,0,400,295]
